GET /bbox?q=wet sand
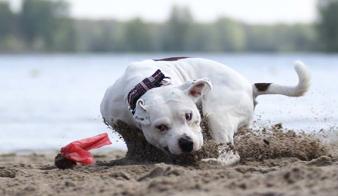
[1,126,337,196]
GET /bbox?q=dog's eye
[185,112,192,121]
[156,124,169,132]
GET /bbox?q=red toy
[55,133,112,169]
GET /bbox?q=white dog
[100,57,310,165]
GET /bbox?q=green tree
[318,0,338,52]
[19,0,75,50]
[213,18,246,52]
[161,6,193,51]
[123,18,154,52]
[244,25,277,52]
[0,1,14,37]
[75,20,132,52]
[286,24,317,51]
[184,23,217,52]
[52,17,77,51]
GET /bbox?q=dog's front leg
[201,113,240,166]
[204,143,240,166]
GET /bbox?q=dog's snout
[178,135,193,153]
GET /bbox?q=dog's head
[132,79,212,155]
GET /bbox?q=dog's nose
[178,135,194,153]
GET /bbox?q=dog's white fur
[101,58,310,164]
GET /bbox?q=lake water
[0,53,337,153]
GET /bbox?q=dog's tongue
[56,133,111,168]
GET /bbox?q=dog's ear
[181,79,212,102]
[133,99,150,126]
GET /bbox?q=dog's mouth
[163,146,195,156]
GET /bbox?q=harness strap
[127,69,167,114]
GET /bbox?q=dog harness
[154,56,189,61]
[127,69,167,114]
[127,57,189,114]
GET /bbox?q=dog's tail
[253,61,310,97]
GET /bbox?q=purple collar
[127,69,168,114]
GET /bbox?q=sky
[9,0,318,24]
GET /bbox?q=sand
[1,125,338,196]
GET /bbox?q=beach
[1,147,337,196]
[1,0,338,194]
[1,54,338,196]
[1,128,337,196]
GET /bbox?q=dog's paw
[201,143,240,166]
[217,150,240,166]
[201,158,222,165]
[201,155,239,166]
[201,151,240,166]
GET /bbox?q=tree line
[0,0,337,53]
